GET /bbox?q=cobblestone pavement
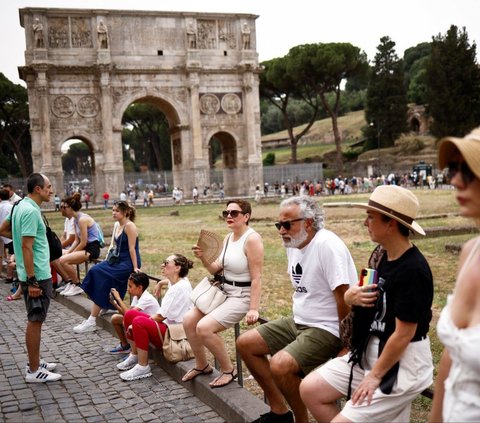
[0,283,223,422]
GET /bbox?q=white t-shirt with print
[158,277,192,325]
[286,228,357,337]
[131,290,161,316]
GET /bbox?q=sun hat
[438,126,480,179]
[350,185,425,236]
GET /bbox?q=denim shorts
[22,278,53,322]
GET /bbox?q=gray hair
[280,196,324,231]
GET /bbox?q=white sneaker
[120,364,152,381]
[26,359,57,372]
[58,282,72,295]
[25,368,62,383]
[63,284,84,296]
[116,354,138,371]
[73,320,97,333]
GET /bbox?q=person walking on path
[0,173,61,383]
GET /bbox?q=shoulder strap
[9,198,23,228]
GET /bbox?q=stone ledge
[54,292,269,422]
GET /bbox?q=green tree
[287,43,368,171]
[122,103,172,170]
[62,142,91,175]
[365,36,408,149]
[425,25,480,137]
[403,42,431,104]
[0,73,32,177]
[260,57,322,163]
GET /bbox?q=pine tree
[365,37,408,149]
[425,25,480,138]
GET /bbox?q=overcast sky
[2,0,479,86]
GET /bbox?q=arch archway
[19,8,263,200]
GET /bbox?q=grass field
[45,189,475,422]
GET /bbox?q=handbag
[106,222,122,265]
[190,234,230,314]
[161,323,195,363]
[190,276,227,314]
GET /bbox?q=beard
[282,224,308,248]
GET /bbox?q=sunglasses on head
[274,218,305,231]
[163,259,176,266]
[222,210,244,219]
[448,161,476,186]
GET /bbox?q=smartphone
[359,268,378,287]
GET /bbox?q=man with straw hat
[300,185,434,422]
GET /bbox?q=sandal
[6,295,19,301]
[209,368,237,389]
[182,364,213,382]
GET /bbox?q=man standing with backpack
[0,173,62,382]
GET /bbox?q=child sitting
[108,272,160,354]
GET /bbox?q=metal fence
[2,163,325,198]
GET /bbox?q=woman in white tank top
[430,128,480,422]
[183,199,264,388]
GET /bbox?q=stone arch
[19,8,263,200]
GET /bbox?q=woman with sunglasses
[182,199,264,388]
[430,128,480,423]
[55,192,103,296]
[72,201,141,334]
[116,255,193,381]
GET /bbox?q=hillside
[260,110,440,175]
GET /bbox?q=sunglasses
[163,259,176,266]
[274,218,305,231]
[448,161,476,186]
[222,210,244,219]
[60,205,69,209]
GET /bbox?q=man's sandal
[181,364,213,382]
[209,368,237,389]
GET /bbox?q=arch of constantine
[19,8,263,200]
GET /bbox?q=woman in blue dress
[73,200,141,334]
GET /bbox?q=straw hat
[350,185,425,236]
[438,126,480,179]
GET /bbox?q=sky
[2,0,480,87]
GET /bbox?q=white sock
[87,315,96,323]
[136,364,148,370]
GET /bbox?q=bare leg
[111,313,128,345]
[300,371,345,423]
[90,303,101,318]
[25,321,43,372]
[137,347,149,366]
[183,308,210,370]
[236,329,290,415]
[270,351,308,423]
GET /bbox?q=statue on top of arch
[97,20,109,49]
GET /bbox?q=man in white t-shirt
[237,196,357,423]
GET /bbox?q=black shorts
[22,278,53,322]
[85,241,101,260]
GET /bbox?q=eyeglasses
[222,210,244,219]
[448,161,476,186]
[274,218,305,231]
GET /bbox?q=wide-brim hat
[350,185,425,236]
[438,127,480,179]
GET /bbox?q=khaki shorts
[257,316,342,375]
[208,284,250,329]
[317,336,433,422]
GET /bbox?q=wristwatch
[27,276,39,287]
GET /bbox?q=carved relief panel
[48,16,93,48]
[218,20,236,50]
[197,20,216,49]
[199,93,242,115]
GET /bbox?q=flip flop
[182,364,213,382]
[6,295,19,301]
[209,368,238,389]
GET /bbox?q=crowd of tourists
[2,126,480,423]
